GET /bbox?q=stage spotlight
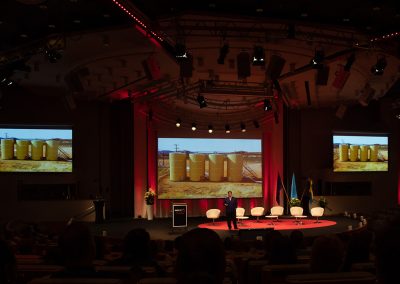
[344,53,356,71]
[44,48,62,63]
[217,43,229,64]
[175,43,188,59]
[371,56,387,75]
[310,50,324,69]
[208,124,213,133]
[240,122,246,132]
[264,99,273,111]
[176,118,181,127]
[191,123,197,131]
[225,124,231,133]
[197,94,207,108]
[253,120,260,128]
[252,45,265,66]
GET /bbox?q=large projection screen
[333,133,388,172]
[0,126,73,173]
[158,138,262,199]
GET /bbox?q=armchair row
[206,206,325,224]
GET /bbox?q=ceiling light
[217,43,229,64]
[241,122,246,132]
[253,120,260,128]
[252,45,265,66]
[197,94,207,108]
[371,56,387,75]
[264,99,273,111]
[175,43,187,59]
[310,50,324,69]
[176,118,181,127]
[208,125,213,133]
[191,123,197,131]
[225,124,230,133]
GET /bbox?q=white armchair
[236,207,249,224]
[251,207,265,222]
[290,206,305,224]
[311,207,324,223]
[270,206,284,219]
[206,209,221,225]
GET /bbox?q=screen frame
[0,124,74,174]
[332,131,389,173]
[156,136,264,199]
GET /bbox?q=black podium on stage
[93,198,105,224]
[172,203,187,228]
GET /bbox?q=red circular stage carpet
[198,218,337,231]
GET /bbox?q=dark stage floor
[89,216,363,241]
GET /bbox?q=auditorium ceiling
[1,0,400,129]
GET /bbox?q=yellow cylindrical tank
[189,154,205,181]
[208,154,224,181]
[339,144,349,162]
[16,140,30,160]
[227,154,243,182]
[370,144,379,162]
[45,139,60,161]
[31,140,45,161]
[349,145,359,162]
[169,153,187,181]
[1,139,14,160]
[360,145,369,162]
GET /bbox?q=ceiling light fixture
[225,124,231,133]
[176,118,181,127]
[208,125,213,133]
[264,99,273,111]
[371,56,387,75]
[217,43,229,64]
[197,94,207,108]
[191,123,197,131]
[252,45,265,66]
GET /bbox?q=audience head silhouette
[58,222,95,268]
[310,235,344,273]
[123,228,151,262]
[176,228,225,284]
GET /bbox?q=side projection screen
[158,138,263,199]
[0,126,73,173]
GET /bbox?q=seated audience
[268,235,297,264]
[175,228,225,284]
[0,239,16,284]
[310,235,344,273]
[342,229,373,271]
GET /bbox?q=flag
[276,173,283,204]
[309,178,314,207]
[290,173,298,199]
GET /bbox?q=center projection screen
[157,138,263,199]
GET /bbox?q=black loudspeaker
[238,228,273,241]
[316,65,330,85]
[237,51,251,79]
[266,55,286,80]
[180,54,193,78]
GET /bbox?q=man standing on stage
[224,191,238,230]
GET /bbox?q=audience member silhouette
[374,215,400,284]
[54,222,106,278]
[176,228,226,284]
[310,235,344,273]
[113,228,164,276]
[342,229,373,271]
[0,239,16,284]
[268,235,297,264]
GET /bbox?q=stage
[89,215,362,241]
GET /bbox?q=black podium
[93,199,105,224]
[172,203,187,228]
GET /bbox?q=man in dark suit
[224,191,238,230]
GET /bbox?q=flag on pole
[290,173,298,199]
[309,178,314,207]
[276,173,283,204]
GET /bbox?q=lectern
[172,203,187,228]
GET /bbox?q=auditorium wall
[286,99,399,214]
